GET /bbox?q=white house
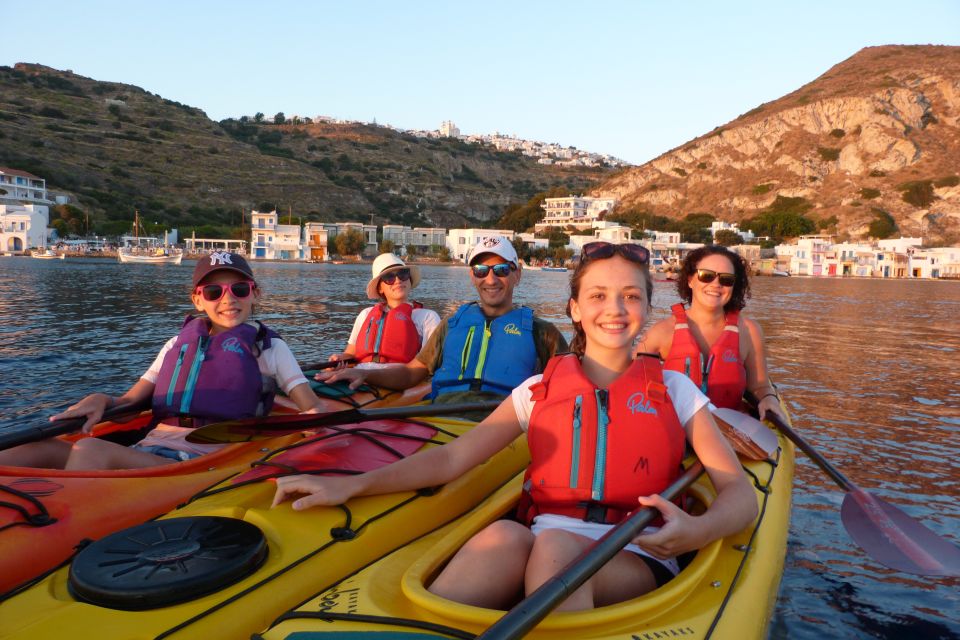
[303,222,329,261]
[710,221,756,244]
[382,225,447,254]
[789,235,834,276]
[0,167,53,252]
[909,247,960,279]
[446,228,516,263]
[536,195,617,231]
[250,209,302,260]
[324,222,377,256]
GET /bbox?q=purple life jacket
[152,316,279,424]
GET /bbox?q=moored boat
[0,381,430,598]
[30,249,65,260]
[117,246,184,264]
[258,417,795,639]
[541,265,568,272]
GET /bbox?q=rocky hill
[596,46,960,244]
[0,63,607,235]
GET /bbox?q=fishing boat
[0,380,431,598]
[256,426,794,640]
[0,406,526,639]
[772,269,790,277]
[541,265,568,272]
[117,210,183,265]
[30,249,65,260]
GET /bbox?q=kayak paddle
[186,401,502,444]
[478,461,707,640]
[0,399,152,452]
[764,410,960,577]
[300,358,357,371]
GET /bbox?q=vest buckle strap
[178,416,195,428]
[583,503,608,524]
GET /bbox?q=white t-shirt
[347,305,441,370]
[509,368,710,576]
[511,369,709,432]
[138,331,308,455]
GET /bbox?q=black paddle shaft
[479,461,706,640]
[0,400,151,451]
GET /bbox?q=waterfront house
[0,167,53,253]
[382,225,447,255]
[323,222,377,257]
[251,209,303,260]
[788,235,833,276]
[303,222,329,261]
[909,247,960,279]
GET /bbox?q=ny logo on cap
[482,238,501,247]
[209,252,234,266]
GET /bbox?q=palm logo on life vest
[627,391,658,416]
[208,251,234,266]
[503,323,521,336]
[722,348,738,363]
[393,312,408,322]
[221,337,247,355]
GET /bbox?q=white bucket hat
[365,253,421,300]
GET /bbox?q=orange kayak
[0,381,430,597]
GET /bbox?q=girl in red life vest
[328,253,440,368]
[273,242,757,611]
[639,245,786,421]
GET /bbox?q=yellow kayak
[259,431,795,639]
[0,414,529,639]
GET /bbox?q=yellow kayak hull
[261,433,795,640]
[0,415,529,640]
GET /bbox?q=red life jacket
[519,354,686,525]
[354,302,423,364]
[664,303,746,410]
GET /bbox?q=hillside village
[3,169,956,279]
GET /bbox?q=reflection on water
[0,257,957,637]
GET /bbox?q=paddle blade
[712,408,779,460]
[841,489,960,577]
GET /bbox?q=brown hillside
[0,63,607,234]
[597,45,960,244]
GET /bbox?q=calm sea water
[0,256,957,638]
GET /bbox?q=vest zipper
[371,310,388,363]
[591,389,610,501]
[165,343,190,407]
[700,353,714,394]
[472,320,492,381]
[570,395,582,488]
[179,336,209,414]
[458,325,475,381]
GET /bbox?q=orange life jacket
[664,303,746,410]
[354,302,423,364]
[519,354,686,525]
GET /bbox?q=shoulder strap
[670,303,687,322]
[447,302,476,328]
[528,353,570,401]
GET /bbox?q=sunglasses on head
[195,280,256,302]
[581,241,650,264]
[380,268,411,285]
[471,262,515,278]
[696,269,736,287]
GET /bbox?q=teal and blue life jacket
[429,303,537,399]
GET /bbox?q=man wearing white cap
[319,236,567,404]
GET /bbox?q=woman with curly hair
[637,245,784,420]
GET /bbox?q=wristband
[758,392,779,402]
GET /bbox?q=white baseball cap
[467,236,519,267]
[365,253,421,300]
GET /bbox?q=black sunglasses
[581,242,650,264]
[696,269,736,287]
[195,280,256,302]
[471,262,515,278]
[380,268,411,285]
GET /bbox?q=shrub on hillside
[38,106,68,119]
[829,128,846,138]
[898,180,935,208]
[860,187,881,199]
[817,147,840,161]
[869,208,897,239]
[934,175,959,188]
[672,168,687,177]
[752,184,773,195]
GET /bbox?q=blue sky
[4,0,959,164]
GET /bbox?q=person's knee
[530,528,588,561]
[469,520,534,553]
